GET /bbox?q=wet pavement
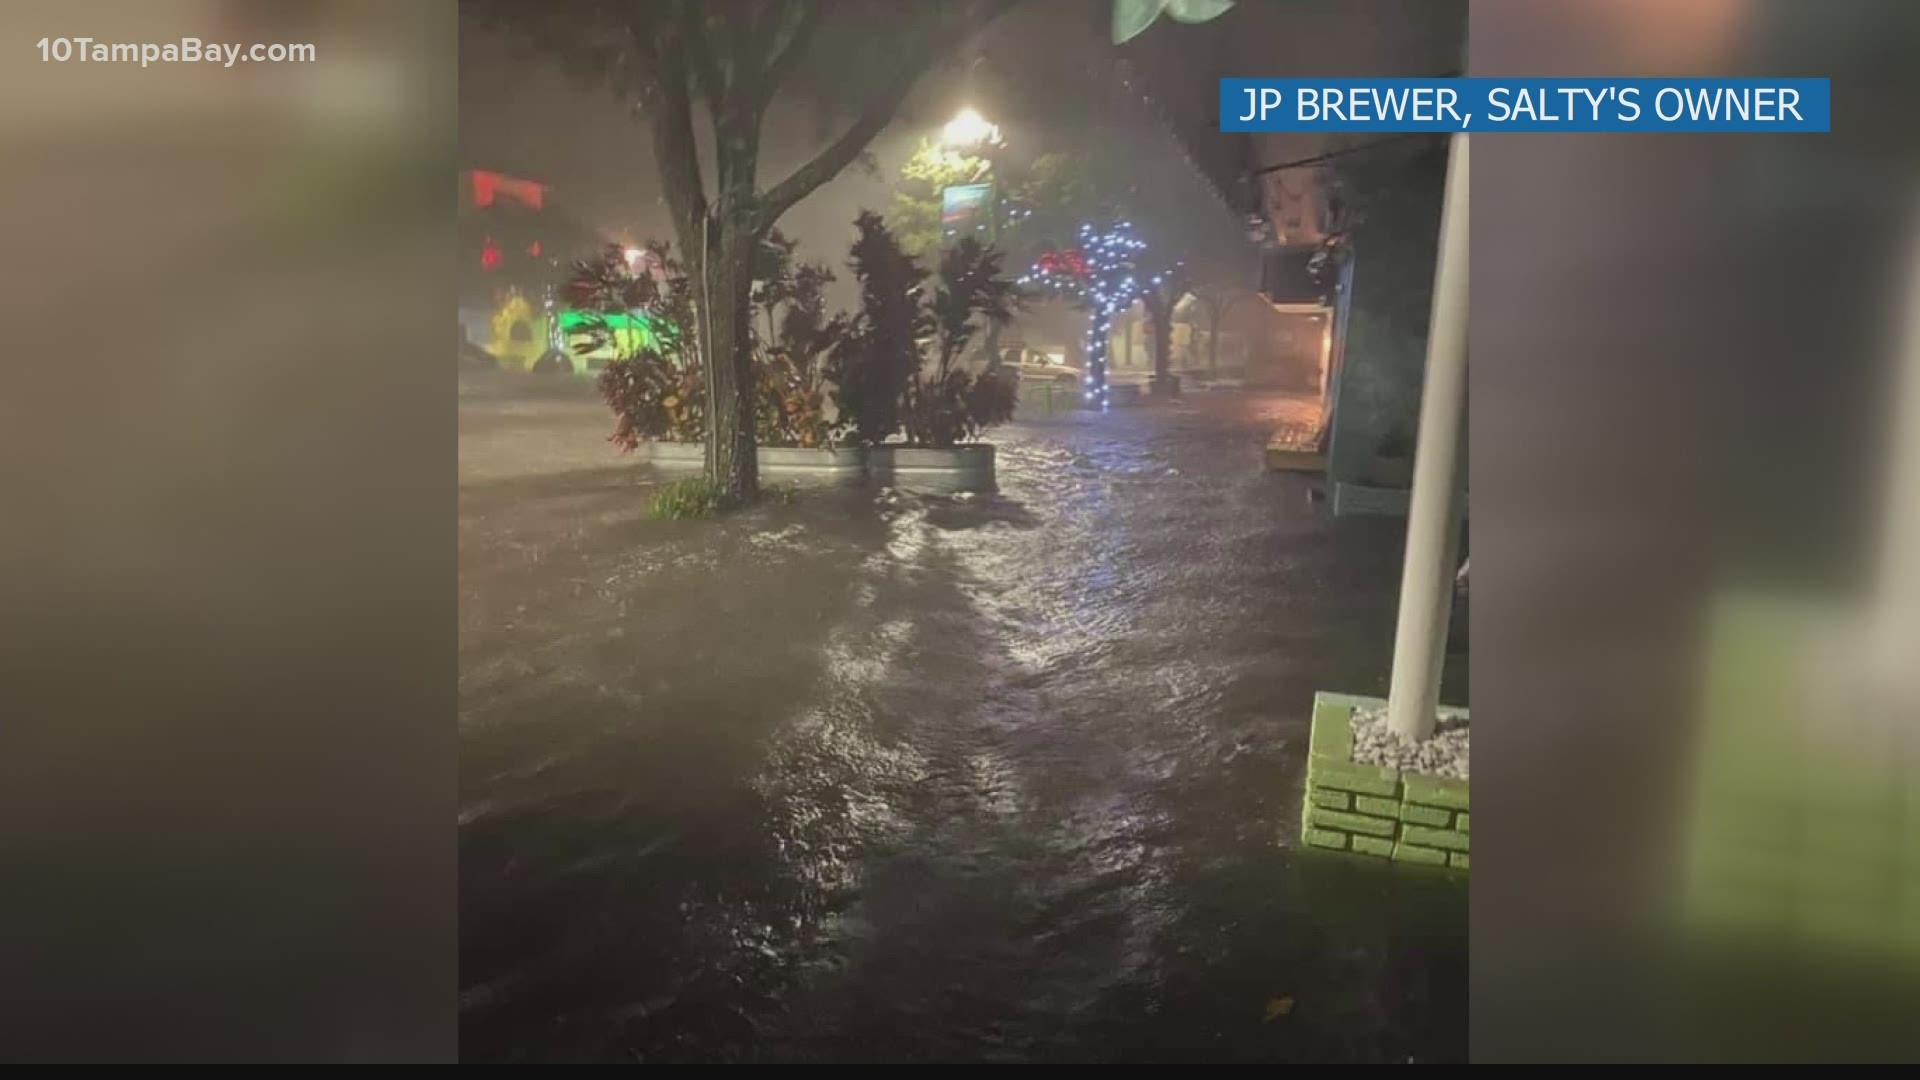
[458,384,1467,1062]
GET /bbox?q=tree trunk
[705,224,759,505]
[1145,292,1175,394]
[1207,304,1222,370]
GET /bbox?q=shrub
[752,230,848,448]
[966,365,1019,432]
[830,214,1020,448]
[583,233,853,451]
[902,237,1018,447]
[599,354,704,448]
[755,352,832,448]
[828,211,929,446]
[567,243,708,449]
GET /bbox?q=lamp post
[941,108,1014,372]
[941,107,1002,152]
[939,107,1004,247]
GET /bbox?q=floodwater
[458,382,1467,1062]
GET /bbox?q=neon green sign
[557,309,661,359]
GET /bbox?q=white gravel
[1351,706,1469,780]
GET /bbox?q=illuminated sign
[941,183,993,229]
[467,170,548,210]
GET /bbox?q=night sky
[456,1,1250,302]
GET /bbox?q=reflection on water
[459,392,1465,1062]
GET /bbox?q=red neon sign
[469,170,547,211]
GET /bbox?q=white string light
[1023,220,1160,411]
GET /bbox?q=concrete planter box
[867,445,996,493]
[638,441,707,469]
[1300,692,1470,872]
[757,446,868,484]
[637,442,866,484]
[633,441,997,492]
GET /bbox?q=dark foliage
[752,230,849,448]
[569,244,705,447]
[584,233,853,450]
[828,211,931,446]
[904,238,1019,446]
[830,213,1021,448]
[476,0,1016,502]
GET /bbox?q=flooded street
[458,385,1466,1062]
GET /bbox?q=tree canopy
[480,0,1013,503]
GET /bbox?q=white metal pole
[1386,133,1470,742]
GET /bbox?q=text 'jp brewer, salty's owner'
[1219,78,1830,133]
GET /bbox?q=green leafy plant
[828,211,931,445]
[902,237,1018,446]
[582,233,854,451]
[567,243,706,448]
[829,213,1019,448]
[649,476,727,519]
[752,231,849,448]
[599,354,706,448]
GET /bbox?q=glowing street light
[941,107,1002,150]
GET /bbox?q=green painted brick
[1689,883,1792,932]
[1455,812,1469,833]
[1689,842,1798,894]
[1392,842,1448,866]
[1351,835,1394,858]
[1308,788,1350,810]
[1304,827,1348,850]
[1402,824,1470,852]
[1792,856,1890,901]
[1308,757,1401,798]
[1309,807,1397,837]
[1309,699,1354,761]
[1400,803,1450,827]
[1403,772,1469,811]
[1795,901,1890,952]
[1691,807,1800,859]
[1355,795,1400,818]
[1449,852,1469,870]
[1803,819,1900,863]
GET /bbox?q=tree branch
[677,0,727,109]
[758,3,824,111]
[638,21,709,265]
[754,0,1015,233]
[731,3,780,106]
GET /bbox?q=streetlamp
[935,107,1005,251]
[938,107,1011,368]
[941,106,1002,151]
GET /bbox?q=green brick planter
[1300,692,1470,872]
